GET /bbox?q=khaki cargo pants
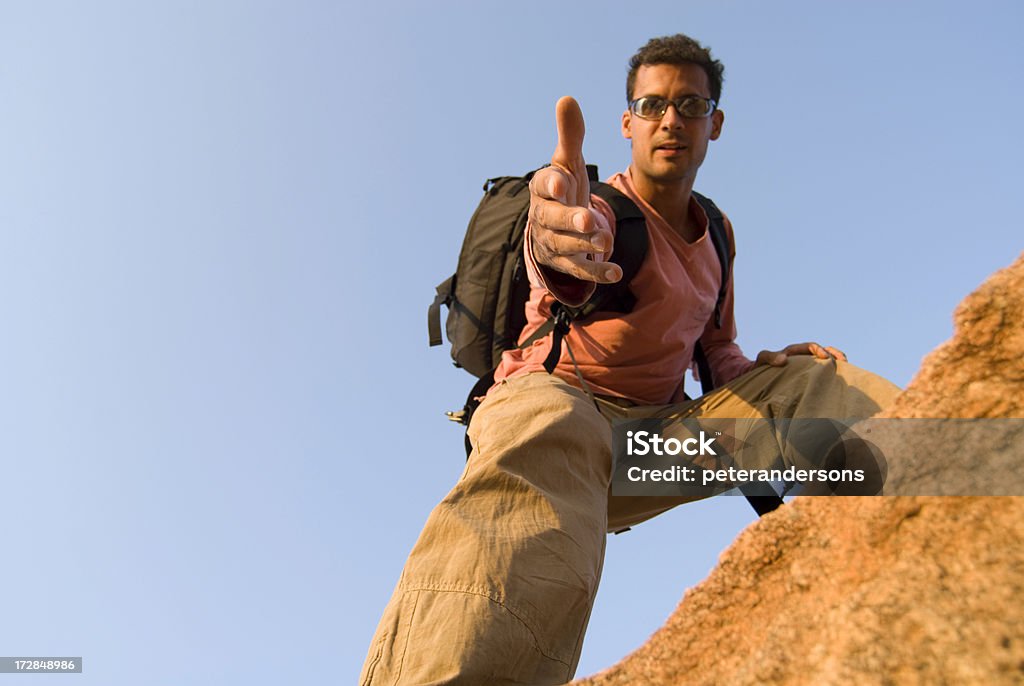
[360,357,900,685]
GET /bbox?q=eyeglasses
[629,95,717,120]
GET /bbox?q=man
[360,34,898,686]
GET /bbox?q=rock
[882,252,1024,420]
[573,253,1024,686]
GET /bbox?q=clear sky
[1,1,1021,683]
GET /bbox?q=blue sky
[1,1,1021,683]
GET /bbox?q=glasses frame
[628,95,718,120]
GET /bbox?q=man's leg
[607,357,900,531]
[360,372,612,686]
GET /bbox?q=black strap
[592,182,644,221]
[458,371,497,456]
[588,183,647,316]
[692,197,783,516]
[692,192,729,329]
[693,341,716,395]
[542,305,572,373]
[518,316,557,350]
[743,492,785,516]
[428,276,453,347]
[695,339,783,515]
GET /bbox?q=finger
[552,96,585,173]
[810,342,843,360]
[755,350,788,367]
[825,346,847,362]
[534,225,612,256]
[530,166,573,204]
[530,198,605,239]
[783,342,815,357]
[551,96,589,207]
[546,254,622,284]
[530,196,588,232]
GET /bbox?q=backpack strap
[690,191,728,393]
[691,193,784,516]
[585,182,648,316]
[692,191,729,330]
[428,275,454,347]
[693,342,716,396]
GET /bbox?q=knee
[361,586,577,685]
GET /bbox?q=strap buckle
[552,305,572,336]
[445,409,468,425]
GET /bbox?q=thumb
[756,350,789,367]
[551,96,588,206]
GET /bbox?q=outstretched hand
[527,97,622,284]
[754,342,847,368]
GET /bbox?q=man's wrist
[524,219,596,307]
[537,264,595,307]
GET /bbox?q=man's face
[621,62,724,187]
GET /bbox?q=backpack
[427,165,784,516]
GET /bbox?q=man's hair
[626,34,725,105]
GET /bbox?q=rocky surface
[574,253,1024,686]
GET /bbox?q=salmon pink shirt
[491,169,754,405]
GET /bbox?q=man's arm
[525,97,623,306]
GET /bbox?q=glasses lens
[634,97,667,119]
[678,96,710,117]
